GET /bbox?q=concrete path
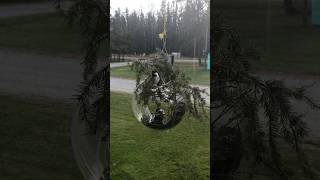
[110,77,135,94]
[110,77,210,103]
[110,62,132,68]
[119,56,204,63]
[0,1,71,18]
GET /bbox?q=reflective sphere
[132,71,186,130]
[72,107,106,180]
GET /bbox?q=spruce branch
[212,11,320,179]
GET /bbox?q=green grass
[216,0,320,76]
[110,64,136,79]
[0,13,84,57]
[111,63,210,86]
[0,94,83,180]
[110,92,210,179]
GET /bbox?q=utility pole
[205,1,209,54]
[205,22,208,53]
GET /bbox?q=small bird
[152,71,161,86]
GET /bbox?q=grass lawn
[0,13,84,57]
[111,63,210,86]
[0,94,83,180]
[216,0,320,76]
[110,92,210,179]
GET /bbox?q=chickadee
[152,71,161,86]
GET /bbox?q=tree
[109,0,209,57]
[145,12,157,53]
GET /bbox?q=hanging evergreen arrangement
[131,51,208,129]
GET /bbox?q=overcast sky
[110,0,174,13]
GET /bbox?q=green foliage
[56,0,109,79]
[212,10,320,180]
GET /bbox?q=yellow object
[159,15,167,40]
[159,33,164,40]
[159,14,168,52]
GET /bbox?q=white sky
[110,0,174,14]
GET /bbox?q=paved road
[110,62,132,68]
[0,49,209,99]
[0,1,71,18]
[118,56,205,63]
[0,49,81,99]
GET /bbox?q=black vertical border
[105,0,111,179]
[210,0,214,179]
